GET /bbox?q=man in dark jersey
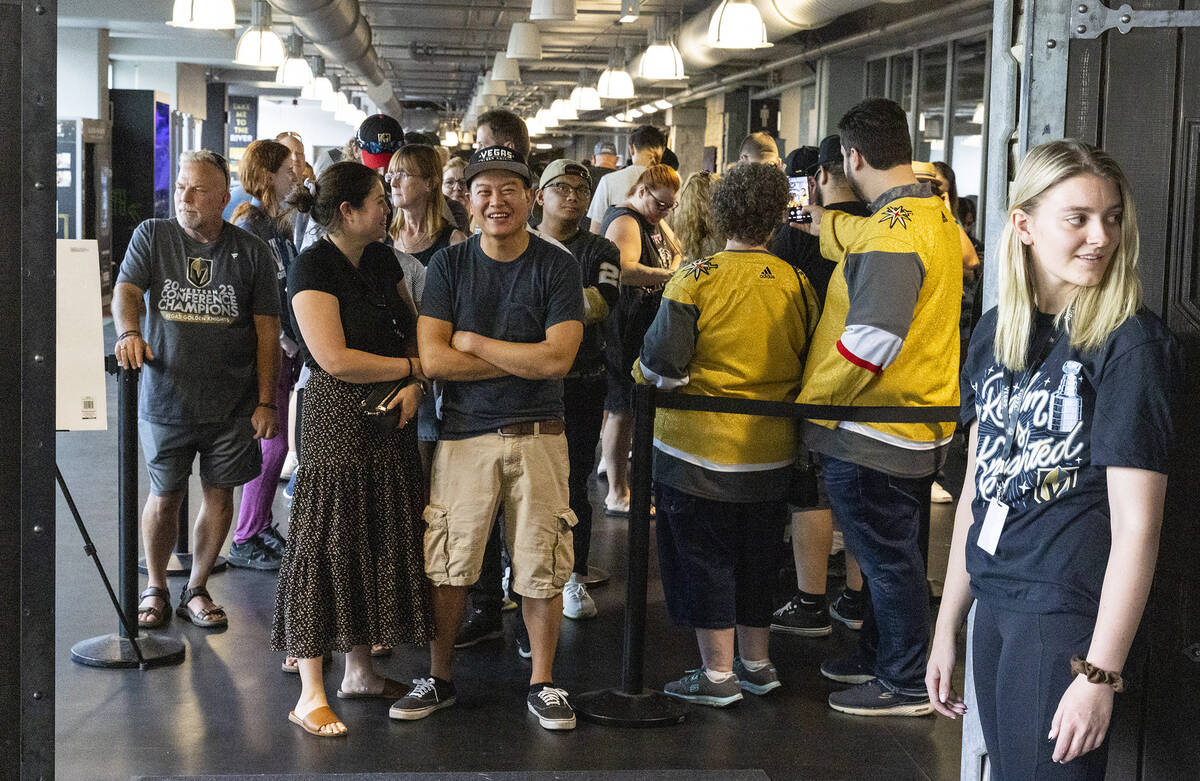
[533,159,620,623]
[395,146,584,730]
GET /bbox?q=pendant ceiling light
[334,95,356,123]
[321,74,343,112]
[300,56,335,101]
[168,0,236,29]
[551,88,578,121]
[535,106,559,129]
[492,52,522,83]
[570,70,603,112]
[235,0,285,67]
[276,33,314,88]
[525,115,544,137]
[707,0,772,49]
[638,17,687,81]
[481,73,507,97]
[507,22,543,61]
[529,0,576,22]
[655,98,673,110]
[596,51,635,100]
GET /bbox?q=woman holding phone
[926,140,1177,779]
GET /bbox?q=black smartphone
[787,175,814,223]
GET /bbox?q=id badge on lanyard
[977,324,1059,555]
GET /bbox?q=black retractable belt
[574,383,959,727]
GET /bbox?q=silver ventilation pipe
[268,0,404,119]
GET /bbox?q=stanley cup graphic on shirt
[1050,360,1083,434]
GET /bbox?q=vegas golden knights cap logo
[187,257,213,288]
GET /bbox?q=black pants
[973,599,1108,780]
[468,375,606,612]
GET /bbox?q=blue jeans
[821,455,932,693]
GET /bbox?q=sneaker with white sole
[562,575,597,620]
[527,685,576,730]
[827,679,933,717]
[389,677,457,720]
[732,658,781,695]
[819,653,876,685]
[663,668,743,707]
[770,593,832,636]
[829,590,864,630]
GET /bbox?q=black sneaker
[770,593,832,636]
[454,608,503,648]
[827,679,932,717]
[261,524,287,556]
[663,668,743,708]
[389,677,457,720]
[515,618,531,660]
[732,657,782,695]
[830,590,864,630]
[527,685,576,730]
[227,535,281,570]
[819,653,876,685]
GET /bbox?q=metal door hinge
[1071,2,1200,39]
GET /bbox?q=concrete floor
[53,324,966,781]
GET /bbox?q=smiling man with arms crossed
[391,145,584,730]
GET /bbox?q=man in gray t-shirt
[113,150,280,632]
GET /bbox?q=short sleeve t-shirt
[960,307,1177,616]
[421,233,584,438]
[116,218,280,424]
[768,200,871,304]
[287,238,414,369]
[561,229,621,376]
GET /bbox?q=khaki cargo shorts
[424,430,578,599]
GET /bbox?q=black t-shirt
[410,225,456,267]
[561,228,621,376]
[287,238,414,369]
[600,205,673,366]
[767,200,870,304]
[421,233,584,438]
[960,307,1177,616]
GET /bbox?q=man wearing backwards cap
[396,146,584,731]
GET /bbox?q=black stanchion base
[577,565,611,586]
[573,688,688,727]
[137,553,227,576]
[70,633,186,669]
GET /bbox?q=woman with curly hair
[926,140,1177,778]
[673,170,724,262]
[634,163,820,707]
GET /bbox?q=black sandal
[176,585,228,628]
[137,586,171,629]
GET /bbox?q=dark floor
[54,325,965,781]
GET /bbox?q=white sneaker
[596,455,607,478]
[562,575,597,620]
[279,451,298,481]
[931,481,953,504]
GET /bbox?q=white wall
[176,63,208,120]
[57,27,109,119]
[255,97,365,166]
[111,59,178,101]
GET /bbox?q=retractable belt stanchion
[574,384,959,727]
[71,359,186,669]
[575,384,688,726]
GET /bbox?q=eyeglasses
[443,178,467,191]
[648,192,678,212]
[385,171,421,184]
[277,131,303,142]
[545,182,591,199]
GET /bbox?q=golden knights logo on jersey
[187,256,213,288]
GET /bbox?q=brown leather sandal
[336,677,409,700]
[137,586,171,629]
[288,705,347,737]
[175,585,228,628]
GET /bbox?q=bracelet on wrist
[117,330,142,342]
[1070,657,1125,692]
[256,402,278,411]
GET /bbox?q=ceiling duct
[676,0,902,70]
[268,0,403,118]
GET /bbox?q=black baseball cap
[815,134,844,171]
[783,146,817,177]
[356,114,403,168]
[464,145,532,186]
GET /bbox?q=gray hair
[179,150,231,188]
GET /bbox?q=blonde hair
[674,171,723,260]
[994,139,1142,370]
[388,144,447,242]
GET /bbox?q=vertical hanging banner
[56,240,108,431]
[227,95,258,178]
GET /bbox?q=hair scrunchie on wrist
[1070,657,1125,692]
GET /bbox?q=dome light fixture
[507,22,543,61]
[596,51,635,100]
[526,115,544,137]
[492,52,522,83]
[707,0,773,50]
[535,106,559,129]
[168,0,236,29]
[321,74,344,112]
[570,71,603,112]
[637,17,687,81]
[234,0,285,67]
[299,56,334,101]
[529,0,576,22]
[639,103,656,114]
[655,98,673,110]
[276,33,314,88]
[627,107,644,119]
